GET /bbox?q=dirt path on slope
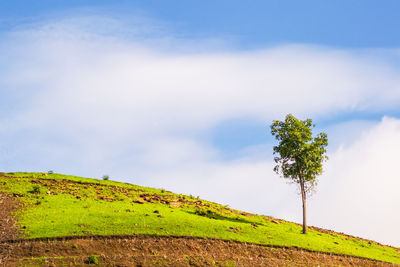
[0,235,397,266]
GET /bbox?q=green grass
[1,172,399,264]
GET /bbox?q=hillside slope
[0,172,399,266]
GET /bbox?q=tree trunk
[300,180,307,234]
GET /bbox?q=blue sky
[1,1,400,246]
[2,1,400,48]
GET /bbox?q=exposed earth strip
[0,235,397,266]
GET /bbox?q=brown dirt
[0,235,397,266]
[0,192,21,242]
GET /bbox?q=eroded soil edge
[0,192,21,242]
[0,236,396,266]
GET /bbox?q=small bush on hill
[29,185,41,194]
[102,175,109,181]
[195,208,217,219]
[87,255,99,264]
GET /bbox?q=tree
[270,114,328,234]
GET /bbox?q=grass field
[1,172,399,264]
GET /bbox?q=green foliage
[224,260,237,267]
[29,185,41,194]
[48,170,54,174]
[102,175,109,181]
[271,114,328,193]
[37,256,46,264]
[87,255,99,264]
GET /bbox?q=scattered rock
[169,202,181,208]
[153,210,159,214]
[227,227,240,233]
[157,215,164,218]
[133,198,145,204]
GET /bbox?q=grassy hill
[0,172,399,265]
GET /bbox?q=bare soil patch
[0,235,396,266]
[0,192,21,241]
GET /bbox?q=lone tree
[270,114,328,234]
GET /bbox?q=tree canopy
[271,114,328,233]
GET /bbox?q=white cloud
[1,15,400,246]
[309,117,400,246]
[3,18,400,139]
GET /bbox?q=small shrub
[195,208,217,219]
[87,255,99,264]
[29,185,41,194]
[37,257,46,264]
[48,170,54,174]
[195,209,207,216]
[183,255,190,264]
[72,243,78,249]
[224,260,236,267]
[160,188,165,193]
[102,175,109,181]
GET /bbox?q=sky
[1,1,400,246]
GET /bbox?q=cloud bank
[0,15,400,246]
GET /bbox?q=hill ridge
[0,172,399,266]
